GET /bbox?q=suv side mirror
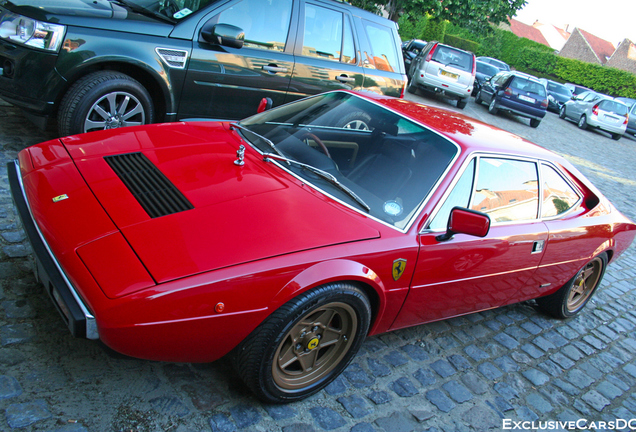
[201,23,244,49]
[436,207,490,242]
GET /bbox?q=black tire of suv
[456,98,467,109]
[611,133,621,141]
[58,71,154,137]
[530,118,541,128]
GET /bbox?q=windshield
[119,0,214,21]
[476,62,499,76]
[547,82,571,96]
[238,92,459,230]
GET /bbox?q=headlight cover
[0,9,65,52]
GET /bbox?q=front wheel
[578,114,588,130]
[559,104,567,119]
[475,90,483,105]
[234,283,371,403]
[536,254,607,318]
[337,111,372,131]
[488,98,498,115]
[58,71,154,137]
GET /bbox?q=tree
[350,0,527,34]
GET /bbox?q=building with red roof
[559,28,616,65]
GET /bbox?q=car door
[284,1,363,103]
[179,0,297,120]
[479,72,508,104]
[392,156,549,328]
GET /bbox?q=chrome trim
[13,160,98,340]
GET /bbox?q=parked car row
[559,90,630,140]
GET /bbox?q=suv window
[540,164,580,218]
[471,158,539,223]
[431,46,473,71]
[361,20,400,72]
[303,4,355,63]
[216,0,292,51]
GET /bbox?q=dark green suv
[0,0,405,136]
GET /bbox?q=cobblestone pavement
[1,92,635,432]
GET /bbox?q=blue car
[475,71,548,128]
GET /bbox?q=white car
[407,41,476,109]
[559,91,629,140]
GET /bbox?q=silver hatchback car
[407,41,476,109]
[559,91,629,140]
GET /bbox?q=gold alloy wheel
[272,302,357,390]
[567,257,603,312]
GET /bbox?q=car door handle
[336,75,355,83]
[263,65,288,74]
[531,240,545,254]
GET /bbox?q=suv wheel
[59,71,154,136]
[456,98,467,109]
[529,118,541,128]
[488,98,498,115]
[611,133,621,141]
[337,112,372,131]
[578,115,587,130]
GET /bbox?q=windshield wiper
[263,153,370,212]
[230,123,288,163]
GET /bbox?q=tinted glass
[547,82,571,96]
[599,100,628,115]
[476,62,499,76]
[217,0,292,51]
[432,46,473,71]
[429,159,476,230]
[540,164,579,218]
[362,20,400,72]
[303,5,345,61]
[510,78,546,96]
[471,158,539,223]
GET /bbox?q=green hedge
[444,35,479,54]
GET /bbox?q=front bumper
[8,160,98,340]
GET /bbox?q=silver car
[407,41,476,109]
[626,103,636,138]
[559,91,629,140]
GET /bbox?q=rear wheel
[58,71,154,137]
[578,114,588,130]
[529,118,541,128]
[611,133,621,141]
[536,254,607,318]
[475,90,483,105]
[234,283,371,403]
[456,98,467,109]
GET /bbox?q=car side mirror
[436,207,490,242]
[257,97,273,113]
[201,23,244,49]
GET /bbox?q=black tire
[578,114,588,130]
[559,104,567,119]
[456,98,467,109]
[58,71,154,137]
[530,118,541,128]
[337,111,372,131]
[536,253,607,319]
[406,76,418,94]
[474,90,483,105]
[611,133,621,141]
[233,282,371,403]
[488,98,498,115]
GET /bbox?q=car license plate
[519,95,535,103]
[604,115,619,123]
[440,70,459,80]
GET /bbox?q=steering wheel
[301,132,331,159]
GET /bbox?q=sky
[513,0,636,47]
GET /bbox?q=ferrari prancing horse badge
[392,259,407,281]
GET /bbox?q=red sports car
[9,91,636,403]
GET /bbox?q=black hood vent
[105,152,194,218]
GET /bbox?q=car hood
[62,122,381,283]
[2,0,174,35]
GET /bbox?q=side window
[540,164,580,218]
[429,159,476,231]
[216,0,292,51]
[303,4,355,63]
[361,20,400,72]
[471,158,539,223]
